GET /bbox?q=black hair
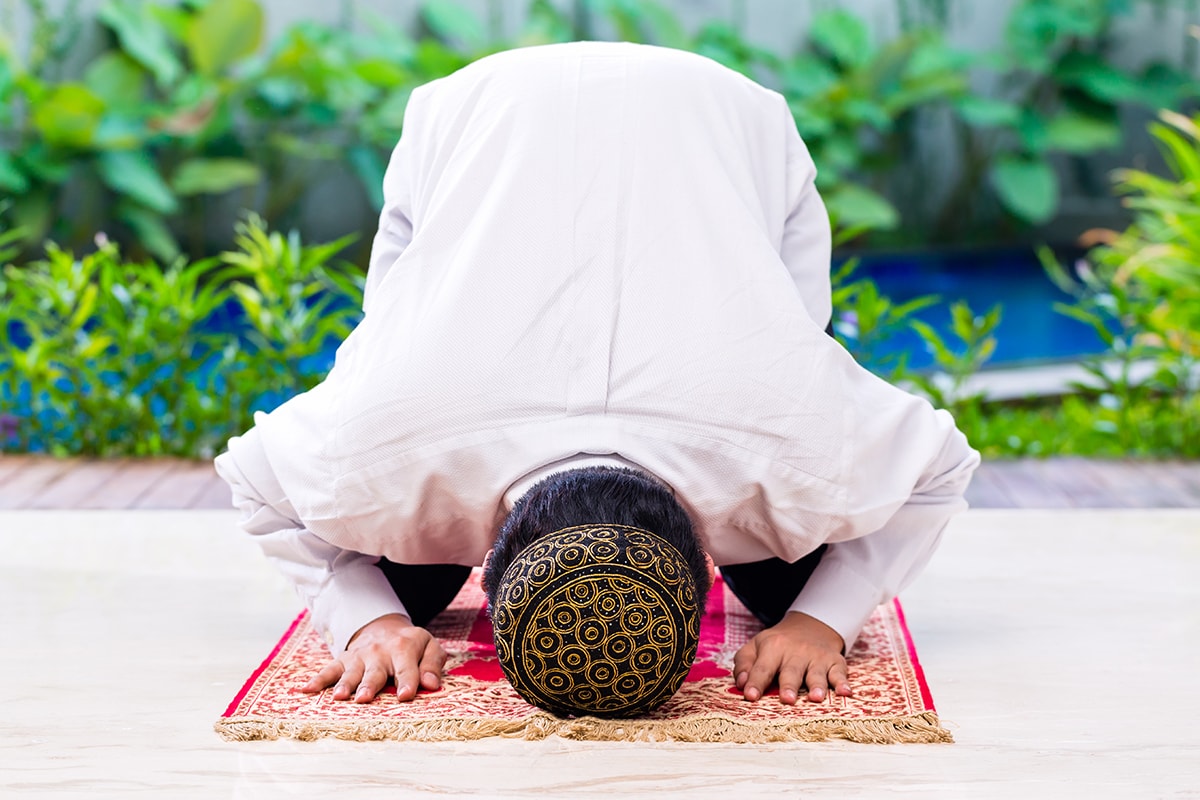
[483,466,711,611]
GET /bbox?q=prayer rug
[216,571,952,744]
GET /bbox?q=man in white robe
[215,41,979,710]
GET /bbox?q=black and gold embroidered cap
[490,524,701,718]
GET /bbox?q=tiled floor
[2,508,1197,798]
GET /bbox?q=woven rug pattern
[217,572,951,743]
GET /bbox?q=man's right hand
[300,613,447,703]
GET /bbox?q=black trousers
[718,545,827,627]
[378,545,827,629]
[376,560,474,628]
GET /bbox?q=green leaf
[843,99,892,131]
[93,115,146,149]
[809,10,872,69]
[352,58,411,88]
[347,145,387,210]
[1150,113,1200,184]
[1056,54,1141,104]
[989,156,1058,224]
[412,39,470,78]
[596,0,687,48]
[117,202,180,263]
[30,84,106,147]
[903,38,973,80]
[1053,301,1115,347]
[83,53,147,110]
[149,3,193,41]
[1138,63,1198,111]
[185,0,264,76]
[0,43,14,101]
[171,158,262,196]
[420,0,487,48]
[98,0,183,87]
[98,150,179,214]
[789,101,835,139]
[955,96,1021,128]
[11,190,53,246]
[824,184,900,231]
[1018,110,1049,153]
[0,152,28,193]
[1043,111,1122,153]
[782,55,839,100]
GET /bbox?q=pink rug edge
[891,597,937,712]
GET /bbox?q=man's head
[483,466,711,717]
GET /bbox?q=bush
[1,0,1193,262]
[0,216,362,457]
[1029,110,1200,457]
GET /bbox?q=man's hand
[732,611,853,705]
[300,613,446,703]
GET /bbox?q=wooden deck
[0,455,1198,510]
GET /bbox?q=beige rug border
[215,709,952,744]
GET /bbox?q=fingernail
[397,684,411,697]
[423,671,438,685]
[736,671,748,687]
[781,689,796,703]
[812,688,825,701]
[745,687,759,701]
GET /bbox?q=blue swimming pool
[850,247,1104,371]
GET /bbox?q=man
[215,42,979,717]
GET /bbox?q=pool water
[850,248,1105,371]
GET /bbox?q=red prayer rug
[216,571,951,744]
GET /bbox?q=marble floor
[1,509,1197,799]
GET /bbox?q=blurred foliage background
[1,0,1196,262]
[1,0,1198,458]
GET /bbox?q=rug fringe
[214,710,952,745]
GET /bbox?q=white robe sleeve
[777,100,833,330]
[214,426,410,653]
[786,417,979,651]
[361,88,423,315]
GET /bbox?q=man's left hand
[732,611,853,704]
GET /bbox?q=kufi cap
[490,524,701,717]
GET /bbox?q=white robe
[215,42,979,653]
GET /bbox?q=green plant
[5,0,1196,260]
[831,260,941,384]
[910,302,1002,407]
[0,240,231,454]
[217,214,363,416]
[936,0,1198,238]
[779,9,972,237]
[908,301,1002,441]
[1106,109,1200,359]
[1039,108,1200,453]
[0,217,363,457]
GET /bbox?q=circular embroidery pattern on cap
[491,525,701,718]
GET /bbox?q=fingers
[303,626,447,704]
[732,640,757,691]
[777,661,805,705]
[355,664,389,703]
[829,661,853,698]
[301,659,345,693]
[391,649,420,702]
[804,661,829,703]
[418,637,447,691]
[332,658,365,701]
[742,642,783,702]
[733,629,853,705]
